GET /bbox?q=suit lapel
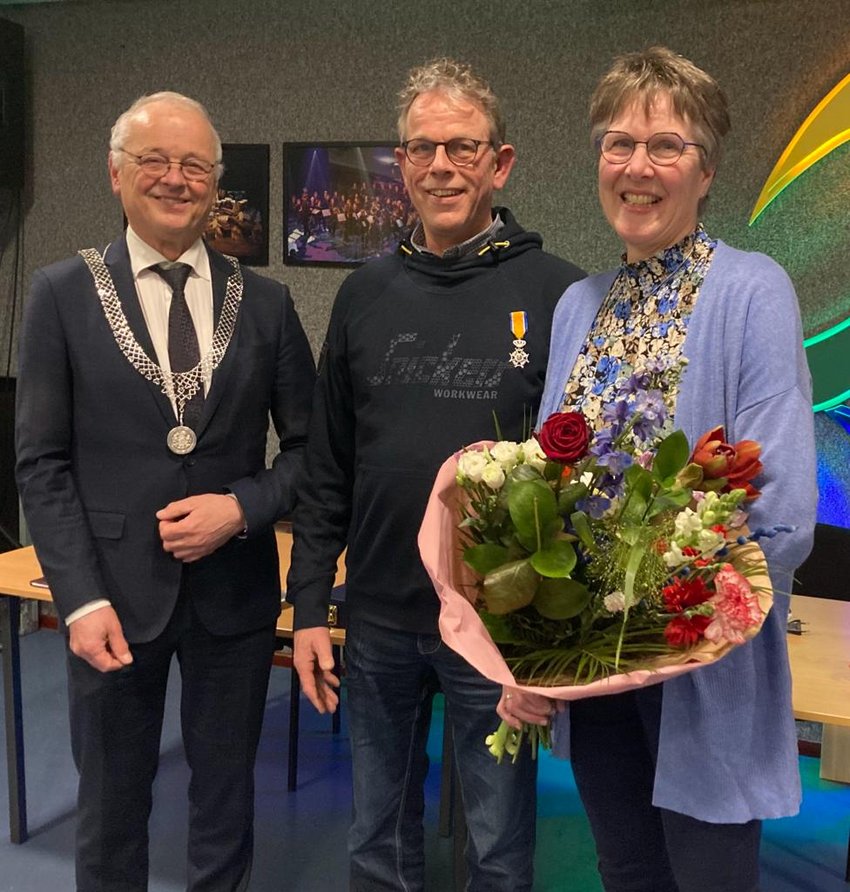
[104,235,176,428]
[194,246,242,439]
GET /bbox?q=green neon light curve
[803,313,850,412]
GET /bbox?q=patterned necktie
[152,262,204,429]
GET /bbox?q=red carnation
[536,412,590,464]
[664,614,711,648]
[662,577,712,611]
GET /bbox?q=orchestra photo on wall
[283,142,416,267]
[205,143,270,267]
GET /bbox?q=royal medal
[167,425,197,455]
[508,310,530,368]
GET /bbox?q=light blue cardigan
[540,240,818,823]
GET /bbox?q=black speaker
[0,18,25,191]
[0,376,19,551]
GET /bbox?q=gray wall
[1,0,848,513]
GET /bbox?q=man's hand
[496,685,562,731]
[68,605,133,673]
[293,627,340,714]
[157,494,246,562]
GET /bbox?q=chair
[438,714,468,890]
[274,587,346,791]
[793,523,850,601]
[276,598,467,889]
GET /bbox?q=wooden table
[788,595,850,783]
[7,556,847,847]
[0,529,344,843]
[0,545,50,843]
[787,594,850,881]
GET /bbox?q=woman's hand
[496,685,562,731]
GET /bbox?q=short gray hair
[397,58,505,145]
[109,91,223,179]
[590,46,730,170]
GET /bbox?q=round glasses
[597,131,705,166]
[119,150,216,181]
[401,137,494,167]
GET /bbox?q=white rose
[457,451,489,483]
[604,591,626,613]
[481,462,506,491]
[491,440,522,470]
[520,438,547,472]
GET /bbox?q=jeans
[570,684,762,892]
[345,615,537,892]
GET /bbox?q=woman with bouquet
[525,48,817,891]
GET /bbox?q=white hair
[109,91,223,179]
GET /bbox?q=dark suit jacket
[15,235,316,642]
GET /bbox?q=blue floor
[1,629,848,890]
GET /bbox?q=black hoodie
[287,208,585,634]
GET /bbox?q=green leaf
[463,542,511,576]
[675,462,704,490]
[570,510,595,550]
[557,482,588,515]
[479,611,524,644]
[511,463,540,482]
[543,461,563,482]
[653,430,690,481]
[620,464,652,521]
[529,539,577,578]
[645,488,692,518]
[482,559,539,614]
[508,478,561,552]
[533,577,590,619]
[624,463,653,498]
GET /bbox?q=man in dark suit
[15,92,315,891]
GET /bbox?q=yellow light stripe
[749,72,850,224]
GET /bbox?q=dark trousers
[345,615,537,892]
[67,589,277,892]
[570,685,762,892]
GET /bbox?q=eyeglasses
[119,150,216,181]
[597,131,705,166]
[400,137,495,167]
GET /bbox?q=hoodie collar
[409,211,505,260]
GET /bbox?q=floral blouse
[561,225,716,432]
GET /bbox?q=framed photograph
[283,141,416,267]
[205,143,270,266]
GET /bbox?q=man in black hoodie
[287,58,585,891]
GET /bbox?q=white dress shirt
[66,227,216,625]
[127,225,215,410]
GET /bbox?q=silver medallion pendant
[167,425,197,455]
[509,339,530,368]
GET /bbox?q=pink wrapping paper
[418,444,771,701]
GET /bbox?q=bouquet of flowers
[419,360,781,761]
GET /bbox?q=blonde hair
[590,46,730,169]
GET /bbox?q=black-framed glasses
[401,137,495,167]
[119,149,216,181]
[597,131,705,166]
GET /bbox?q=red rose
[536,412,590,463]
[661,577,712,611]
[690,425,763,499]
[664,614,711,648]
